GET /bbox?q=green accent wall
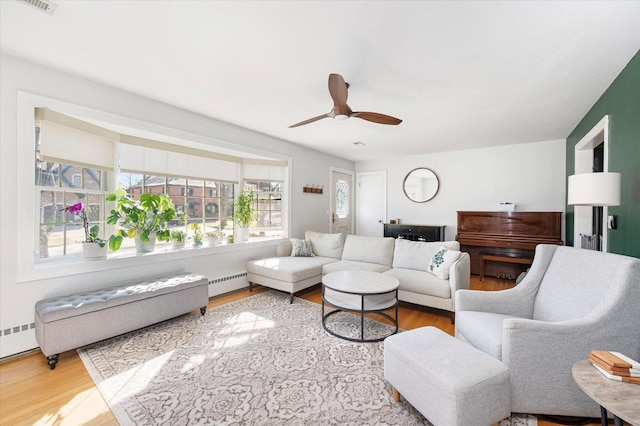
[566,50,640,258]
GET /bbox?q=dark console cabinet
[383,224,445,242]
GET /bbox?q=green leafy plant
[171,230,186,244]
[106,189,177,251]
[206,229,225,239]
[189,223,203,245]
[233,189,256,228]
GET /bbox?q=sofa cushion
[429,246,461,280]
[383,268,451,299]
[305,231,346,258]
[392,239,460,272]
[246,256,337,283]
[341,235,395,267]
[322,260,391,275]
[291,238,314,257]
[455,311,515,360]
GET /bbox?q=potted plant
[206,229,224,246]
[106,189,177,253]
[171,230,186,248]
[189,223,204,246]
[233,189,255,243]
[61,202,107,260]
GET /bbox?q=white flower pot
[135,236,156,253]
[172,240,185,249]
[235,227,249,243]
[208,236,220,247]
[83,242,107,260]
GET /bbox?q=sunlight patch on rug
[79,291,536,425]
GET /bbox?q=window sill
[19,238,286,284]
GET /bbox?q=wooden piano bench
[480,253,533,281]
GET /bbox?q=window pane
[35,161,60,187]
[204,198,219,219]
[60,164,82,189]
[336,179,349,218]
[83,168,105,191]
[144,175,166,194]
[207,181,218,198]
[271,182,282,192]
[245,181,258,192]
[120,172,143,193]
[220,183,234,198]
[220,198,234,230]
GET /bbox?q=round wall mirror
[403,168,440,203]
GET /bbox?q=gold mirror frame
[403,167,440,203]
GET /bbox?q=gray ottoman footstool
[384,326,510,426]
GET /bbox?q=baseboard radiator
[207,272,249,297]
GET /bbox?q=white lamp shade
[568,172,621,206]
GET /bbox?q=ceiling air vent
[16,0,58,15]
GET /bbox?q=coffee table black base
[321,297,399,343]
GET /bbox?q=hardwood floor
[0,276,591,425]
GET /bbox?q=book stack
[589,350,640,385]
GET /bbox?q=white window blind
[242,159,288,181]
[35,108,117,171]
[120,135,241,182]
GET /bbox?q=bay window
[33,107,288,262]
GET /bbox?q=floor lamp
[567,172,621,251]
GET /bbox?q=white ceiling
[1,1,639,162]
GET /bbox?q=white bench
[35,272,208,369]
[384,326,511,426]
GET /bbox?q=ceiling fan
[289,74,403,128]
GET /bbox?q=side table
[572,359,640,426]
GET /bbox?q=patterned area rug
[79,291,537,425]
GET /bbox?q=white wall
[356,140,566,240]
[0,54,353,357]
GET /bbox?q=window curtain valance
[242,159,288,181]
[35,108,117,171]
[120,135,240,183]
[34,108,287,184]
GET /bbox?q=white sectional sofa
[246,231,470,322]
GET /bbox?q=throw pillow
[428,246,461,279]
[290,238,314,257]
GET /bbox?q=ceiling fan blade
[288,113,331,128]
[328,74,349,109]
[351,111,402,125]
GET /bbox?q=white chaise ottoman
[384,326,510,426]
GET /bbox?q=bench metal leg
[249,281,254,292]
[47,354,59,370]
[200,307,206,316]
[289,293,294,304]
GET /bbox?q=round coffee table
[321,270,399,342]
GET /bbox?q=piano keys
[456,211,564,279]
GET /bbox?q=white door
[331,170,353,234]
[355,171,386,237]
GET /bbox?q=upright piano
[456,211,564,279]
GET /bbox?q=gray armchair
[455,244,640,417]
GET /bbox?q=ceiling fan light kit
[289,74,402,128]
